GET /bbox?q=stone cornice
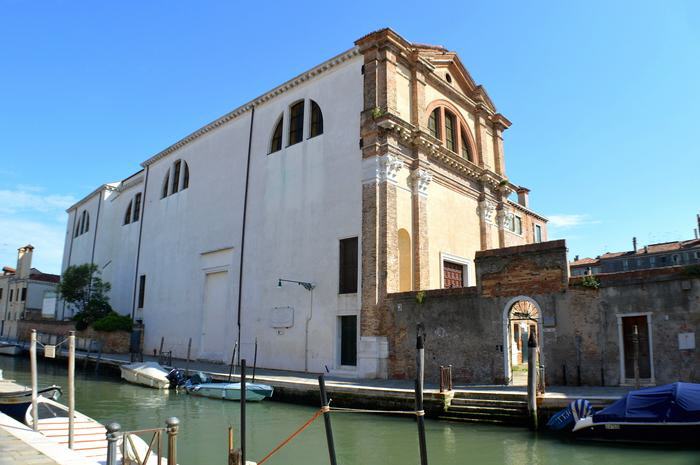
[141,47,360,168]
[508,199,548,222]
[65,184,118,213]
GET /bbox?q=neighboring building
[61,29,547,378]
[0,245,60,339]
[571,237,700,276]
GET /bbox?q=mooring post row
[105,422,121,465]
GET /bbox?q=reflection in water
[0,357,697,465]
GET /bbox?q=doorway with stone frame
[502,297,542,386]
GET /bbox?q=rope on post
[256,408,324,465]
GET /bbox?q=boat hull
[120,362,171,389]
[186,382,273,402]
[574,421,700,444]
[0,344,22,356]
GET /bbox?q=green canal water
[0,357,697,465]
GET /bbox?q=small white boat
[25,396,165,464]
[0,342,22,356]
[120,361,171,389]
[186,382,274,402]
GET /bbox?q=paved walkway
[0,428,61,465]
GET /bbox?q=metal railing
[106,417,179,465]
[439,365,453,392]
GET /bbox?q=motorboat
[0,384,62,420]
[168,369,273,401]
[0,341,22,356]
[186,381,274,402]
[120,361,171,389]
[562,382,700,444]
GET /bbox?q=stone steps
[439,391,529,425]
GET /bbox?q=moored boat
[185,381,274,402]
[570,382,700,444]
[0,342,22,356]
[0,384,62,420]
[120,361,171,389]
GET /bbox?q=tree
[58,264,112,329]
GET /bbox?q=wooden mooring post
[415,326,428,465]
[318,374,337,465]
[240,359,247,465]
[30,329,38,431]
[633,325,641,389]
[228,341,238,382]
[228,426,242,465]
[68,331,76,449]
[527,331,538,430]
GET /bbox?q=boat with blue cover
[168,369,274,401]
[567,382,700,444]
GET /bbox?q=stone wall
[385,240,700,386]
[16,320,133,354]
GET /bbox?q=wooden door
[622,315,651,379]
[443,261,464,288]
[340,316,357,366]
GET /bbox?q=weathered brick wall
[386,240,700,386]
[476,240,569,298]
[16,320,133,353]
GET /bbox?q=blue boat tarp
[593,382,700,423]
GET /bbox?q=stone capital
[410,168,432,196]
[362,154,404,185]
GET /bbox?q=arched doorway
[502,296,543,385]
[398,229,412,292]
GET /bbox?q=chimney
[633,237,638,253]
[516,187,530,208]
[697,214,700,237]
[17,244,34,279]
[695,228,699,240]
[574,255,580,261]
[644,245,649,254]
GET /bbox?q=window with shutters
[339,237,358,294]
[443,261,464,288]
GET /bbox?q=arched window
[84,212,89,233]
[182,163,189,190]
[398,229,412,292]
[288,101,304,146]
[74,218,80,237]
[124,201,132,225]
[270,116,283,153]
[444,111,456,152]
[310,100,323,138]
[162,169,170,199]
[426,103,476,163]
[133,193,142,222]
[428,108,440,139]
[172,160,182,194]
[461,128,472,161]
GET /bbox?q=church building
[61,29,547,378]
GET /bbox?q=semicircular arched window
[426,104,475,163]
[310,100,323,138]
[161,160,190,199]
[124,201,132,225]
[270,116,283,154]
[288,101,304,146]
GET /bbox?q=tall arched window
[162,169,170,199]
[172,160,182,194]
[74,218,80,237]
[288,101,304,146]
[398,229,412,292]
[428,108,440,139]
[124,201,132,225]
[444,111,456,152]
[182,163,189,190]
[84,212,89,233]
[270,117,283,153]
[133,192,142,221]
[461,128,472,162]
[310,100,323,138]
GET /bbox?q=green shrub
[581,275,601,289]
[92,312,133,332]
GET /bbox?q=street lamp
[277,278,315,372]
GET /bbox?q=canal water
[0,357,696,465]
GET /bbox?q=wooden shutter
[339,238,358,294]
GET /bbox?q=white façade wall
[135,53,364,371]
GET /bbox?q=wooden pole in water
[527,331,538,430]
[252,338,258,383]
[240,359,247,465]
[30,329,38,431]
[68,331,76,449]
[185,337,192,377]
[415,327,428,465]
[228,341,238,382]
[318,374,337,465]
[633,325,640,389]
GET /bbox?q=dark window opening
[270,117,283,153]
[444,111,456,152]
[124,201,132,225]
[428,108,440,139]
[461,129,472,161]
[445,72,452,84]
[9,289,13,301]
[21,288,26,302]
[289,101,304,146]
[310,100,323,138]
[339,237,358,294]
[138,275,146,309]
[162,170,170,198]
[172,160,181,194]
[182,162,189,190]
[133,193,142,222]
[340,315,357,366]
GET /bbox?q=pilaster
[410,163,432,289]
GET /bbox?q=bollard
[527,332,538,430]
[318,375,338,465]
[30,329,38,431]
[166,417,179,465]
[105,422,121,465]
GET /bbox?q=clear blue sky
[1,1,698,274]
